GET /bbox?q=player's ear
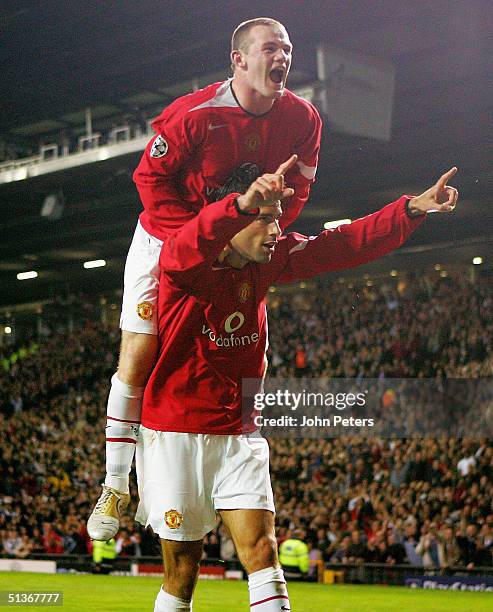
[218,244,232,263]
[231,50,246,71]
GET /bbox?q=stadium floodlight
[83,259,106,269]
[323,218,351,230]
[472,257,483,265]
[17,271,38,280]
[4,326,12,334]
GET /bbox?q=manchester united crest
[245,132,261,152]
[164,509,184,529]
[137,301,153,320]
[238,282,252,303]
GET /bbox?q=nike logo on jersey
[208,123,228,131]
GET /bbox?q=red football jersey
[141,194,424,434]
[134,80,322,240]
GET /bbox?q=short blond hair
[231,17,286,54]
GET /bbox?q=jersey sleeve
[133,103,206,232]
[280,102,322,229]
[272,196,424,283]
[160,195,252,288]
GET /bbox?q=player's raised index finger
[437,167,457,187]
[275,154,298,176]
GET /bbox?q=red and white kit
[122,79,321,333]
[136,193,423,539]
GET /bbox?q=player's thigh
[213,435,277,570]
[213,434,275,514]
[219,508,276,548]
[137,429,217,542]
[120,221,162,336]
[219,508,278,571]
[161,538,204,576]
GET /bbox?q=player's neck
[218,248,248,269]
[231,79,275,116]
[227,251,249,269]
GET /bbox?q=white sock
[104,373,144,493]
[154,588,192,611]
[248,567,290,610]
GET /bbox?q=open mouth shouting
[269,67,285,86]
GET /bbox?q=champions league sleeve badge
[150,135,169,158]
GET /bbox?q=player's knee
[241,533,278,574]
[118,331,158,386]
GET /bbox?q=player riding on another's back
[87,17,322,541]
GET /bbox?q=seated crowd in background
[1,271,491,568]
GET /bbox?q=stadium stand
[1,270,492,574]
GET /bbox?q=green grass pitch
[0,573,491,611]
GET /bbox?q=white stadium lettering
[224,311,245,333]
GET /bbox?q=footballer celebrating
[136,158,458,611]
[88,17,322,541]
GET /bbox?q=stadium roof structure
[1,0,492,310]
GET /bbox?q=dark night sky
[3,0,475,133]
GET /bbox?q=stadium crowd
[1,270,492,569]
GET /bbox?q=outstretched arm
[273,168,459,284]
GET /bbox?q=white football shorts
[120,222,163,335]
[135,427,275,541]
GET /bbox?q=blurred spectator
[115,528,136,556]
[203,532,220,559]
[218,524,236,561]
[92,538,116,564]
[347,530,366,564]
[472,536,492,567]
[2,529,21,557]
[14,534,33,558]
[279,529,310,575]
[42,523,64,554]
[457,524,479,568]
[307,540,323,578]
[439,526,460,568]
[330,536,351,564]
[386,532,407,565]
[457,451,476,477]
[295,345,308,377]
[416,523,441,568]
